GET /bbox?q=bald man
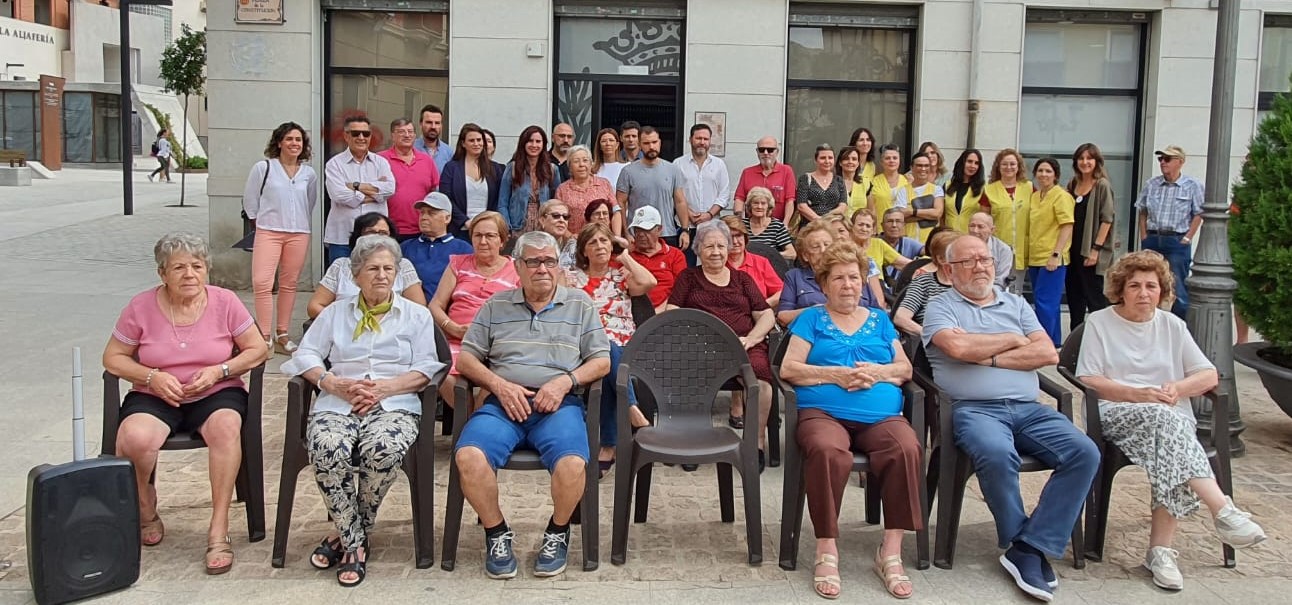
[550,122,575,181]
[733,135,796,220]
[967,211,1014,290]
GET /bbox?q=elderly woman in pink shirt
[103,233,269,575]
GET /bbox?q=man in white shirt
[324,116,395,267]
[674,123,730,224]
[968,212,1015,291]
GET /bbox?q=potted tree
[1231,79,1292,417]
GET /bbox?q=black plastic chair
[271,326,449,569]
[1056,323,1235,567]
[742,241,789,468]
[747,241,791,281]
[611,309,763,566]
[102,364,267,543]
[886,257,933,308]
[441,379,602,572]
[916,364,1085,570]
[773,333,931,571]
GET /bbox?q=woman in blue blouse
[779,241,922,600]
[498,125,563,233]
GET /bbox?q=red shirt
[729,251,784,301]
[379,148,440,235]
[735,163,797,220]
[629,240,688,308]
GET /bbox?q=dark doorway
[599,83,679,158]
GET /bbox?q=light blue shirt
[788,306,903,424]
[922,287,1043,403]
[414,137,454,173]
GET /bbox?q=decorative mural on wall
[557,19,682,145]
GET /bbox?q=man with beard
[674,123,729,264]
[550,123,575,181]
[618,120,643,162]
[615,126,690,251]
[922,234,1098,603]
[733,136,796,220]
[414,104,453,172]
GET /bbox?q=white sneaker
[1214,497,1266,548]
[1144,546,1183,590]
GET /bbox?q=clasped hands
[150,366,227,406]
[323,375,395,416]
[494,375,574,422]
[1137,382,1181,406]
[833,362,886,392]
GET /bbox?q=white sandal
[275,333,298,355]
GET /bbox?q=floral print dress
[565,263,634,345]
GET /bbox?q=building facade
[0,0,207,165]
[205,0,1292,287]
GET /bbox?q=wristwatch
[351,181,360,191]
[565,370,580,390]
[220,363,231,379]
[1181,236,1192,244]
[1050,252,1060,258]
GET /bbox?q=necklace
[165,289,207,349]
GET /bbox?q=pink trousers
[251,229,310,337]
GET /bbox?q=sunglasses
[757,147,778,154]
[347,130,372,138]
[546,213,570,221]
[1157,156,1178,163]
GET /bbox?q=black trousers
[1065,258,1107,330]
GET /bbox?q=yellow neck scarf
[353,296,393,340]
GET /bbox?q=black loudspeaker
[26,457,139,605]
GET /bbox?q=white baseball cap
[414,191,452,213]
[628,206,662,233]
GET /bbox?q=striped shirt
[1134,174,1204,234]
[461,286,610,388]
[898,272,953,325]
[744,217,793,251]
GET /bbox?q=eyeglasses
[545,213,570,221]
[520,257,559,269]
[947,256,995,269]
[347,130,372,138]
[362,228,391,236]
[757,147,778,154]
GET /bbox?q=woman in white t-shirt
[1075,251,1265,591]
[592,127,628,190]
[307,213,425,319]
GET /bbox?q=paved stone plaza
[0,170,1290,604]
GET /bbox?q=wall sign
[236,0,285,25]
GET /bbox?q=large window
[785,4,916,174]
[324,8,448,157]
[63,92,121,163]
[0,91,39,161]
[1259,15,1292,126]
[1020,12,1146,253]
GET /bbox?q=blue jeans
[1027,265,1067,347]
[600,342,637,448]
[952,400,1099,559]
[1141,235,1192,319]
[325,244,351,269]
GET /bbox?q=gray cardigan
[1067,176,1116,275]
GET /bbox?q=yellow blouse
[864,237,902,275]
[1026,186,1076,266]
[846,162,880,214]
[942,183,983,233]
[983,180,1034,270]
[867,173,913,222]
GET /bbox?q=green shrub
[1231,78,1292,360]
[184,155,207,169]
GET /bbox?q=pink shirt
[379,148,441,236]
[445,254,521,338]
[112,285,256,402]
[555,176,617,234]
[735,163,797,220]
[730,251,784,300]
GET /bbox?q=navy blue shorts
[455,394,589,471]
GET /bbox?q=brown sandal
[140,515,164,547]
[873,548,913,599]
[205,536,234,575]
[813,553,841,600]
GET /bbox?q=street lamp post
[118,0,173,216]
[1187,0,1244,455]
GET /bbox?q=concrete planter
[1234,342,1292,419]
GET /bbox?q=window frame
[1259,14,1292,113]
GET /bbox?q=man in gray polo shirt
[616,125,691,251]
[454,230,611,580]
[922,235,1098,603]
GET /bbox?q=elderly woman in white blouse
[282,235,444,587]
[243,122,318,354]
[307,213,426,319]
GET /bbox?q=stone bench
[0,166,33,186]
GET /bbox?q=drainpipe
[965,0,984,149]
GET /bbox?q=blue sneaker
[484,530,517,579]
[1000,543,1053,602]
[1039,554,1058,588]
[533,528,570,577]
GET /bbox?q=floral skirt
[1100,403,1213,518]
